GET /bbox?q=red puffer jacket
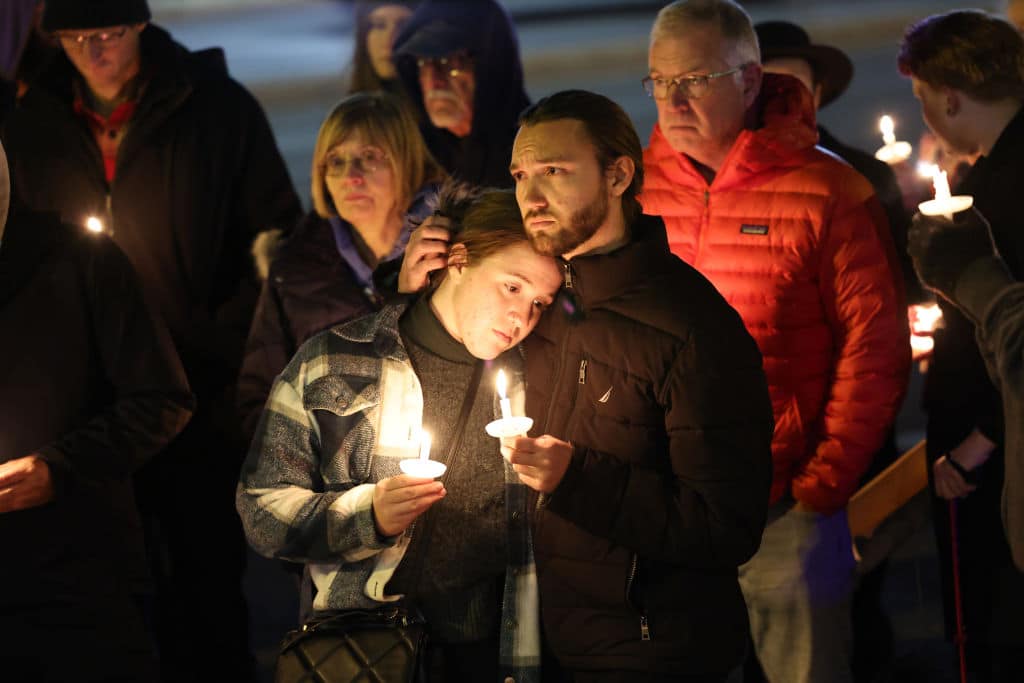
[640,74,910,514]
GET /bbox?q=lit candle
[399,429,446,478]
[917,169,973,221]
[917,161,939,179]
[874,114,912,164]
[85,216,104,234]
[880,115,895,146]
[419,430,432,461]
[485,369,534,441]
[496,369,512,420]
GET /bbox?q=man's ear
[447,243,468,276]
[812,83,824,111]
[944,89,961,118]
[742,62,764,109]
[607,156,635,199]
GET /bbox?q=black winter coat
[393,0,529,188]
[524,215,775,675]
[0,207,193,600]
[924,107,1024,645]
[3,24,302,399]
[237,212,384,440]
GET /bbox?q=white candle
[399,429,445,478]
[496,369,512,420]
[918,168,973,221]
[85,216,104,233]
[419,430,432,461]
[880,115,896,146]
[874,114,912,164]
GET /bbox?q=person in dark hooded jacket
[1,0,303,678]
[392,0,529,188]
[0,139,194,681]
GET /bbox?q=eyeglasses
[55,26,129,50]
[322,148,389,177]
[416,52,473,78]
[641,64,747,100]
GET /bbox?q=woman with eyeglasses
[238,185,560,682]
[347,1,416,95]
[238,90,444,440]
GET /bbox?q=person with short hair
[391,0,529,187]
[899,10,1024,680]
[640,2,910,681]
[239,185,561,683]
[1,0,303,676]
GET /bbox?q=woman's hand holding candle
[372,475,446,536]
[399,430,447,478]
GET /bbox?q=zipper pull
[563,261,574,289]
[640,616,651,641]
[578,359,587,384]
[703,189,710,207]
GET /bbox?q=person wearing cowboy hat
[756,21,918,303]
[754,20,918,683]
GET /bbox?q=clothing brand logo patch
[740,224,769,235]
[598,387,613,403]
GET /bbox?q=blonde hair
[310,91,445,219]
[651,0,760,65]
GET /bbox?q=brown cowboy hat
[755,21,853,108]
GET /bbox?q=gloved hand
[907,208,1013,320]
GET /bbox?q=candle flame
[496,369,507,400]
[917,162,939,179]
[932,170,951,202]
[419,430,431,461]
[85,216,104,233]
[910,303,943,335]
[879,115,895,145]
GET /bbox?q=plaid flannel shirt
[237,303,540,682]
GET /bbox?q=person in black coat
[899,11,1024,681]
[392,0,529,188]
[0,141,194,681]
[1,1,303,677]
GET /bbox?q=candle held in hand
[496,369,512,420]
[400,429,446,478]
[874,114,912,164]
[918,169,973,221]
[485,369,533,440]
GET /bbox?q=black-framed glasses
[641,64,747,100]
[322,148,389,177]
[416,52,473,78]
[55,26,129,50]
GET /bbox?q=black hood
[393,0,529,187]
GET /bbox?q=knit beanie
[42,0,151,32]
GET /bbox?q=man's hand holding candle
[501,435,573,493]
[371,475,446,537]
[908,207,1013,321]
[0,454,55,514]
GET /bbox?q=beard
[525,190,609,257]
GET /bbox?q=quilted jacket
[641,74,910,513]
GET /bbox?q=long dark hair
[349,1,416,94]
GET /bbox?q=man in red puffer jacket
[640,2,910,682]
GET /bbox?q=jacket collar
[561,214,675,309]
[332,300,410,361]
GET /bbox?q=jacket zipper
[626,552,650,641]
[578,359,587,384]
[562,260,574,289]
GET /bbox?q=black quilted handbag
[274,606,428,683]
